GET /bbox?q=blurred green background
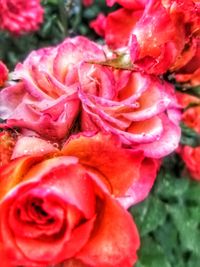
[0,1,200,266]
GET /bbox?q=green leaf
[135,237,171,267]
[130,196,167,236]
[187,255,200,267]
[155,221,178,262]
[175,83,200,98]
[155,171,189,200]
[184,180,200,204]
[167,204,200,255]
[180,122,200,147]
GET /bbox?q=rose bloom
[180,146,200,181]
[0,60,8,87]
[182,106,200,133]
[0,37,105,140]
[180,106,200,180]
[175,40,200,86]
[91,0,200,74]
[176,91,200,108]
[0,0,44,35]
[176,92,200,132]
[0,132,159,266]
[83,0,93,6]
[78,63,181,158]
[176,92,200,180]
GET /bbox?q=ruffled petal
[62,132,144,196]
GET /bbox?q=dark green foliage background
[0,1,200,266]
[131,154,200,267]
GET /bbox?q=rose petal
[0,156,43,200]
[118,158,160,208]
[62,132,144,196]
[105,8,142,49]
[0,82,25,120]
[77,194,140,267]
[134,113,181,158]
[11,136,58,159]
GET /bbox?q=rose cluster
[91,0,200,80]
[0,0,198,266]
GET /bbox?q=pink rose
[79,63,181,158]
[0,133,148,266]
[0,0,44,35]
[0,37,105,140]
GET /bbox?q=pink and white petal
[0,82,25,120]
[11,136,58,159]
[134,114,181,158]
[118,158,161,208]
[121,79,172,121]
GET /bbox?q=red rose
[176,92,200,133]
[0,0,44,35]
[0,60,8,87]
[180,146,200,181]
[83,0,93,6]
[175,40,200,86]
[90,13,107,37]
[176,91,200,109]
[176,91,200,181]
[96,0,199,74]
[182,107,200,133]
[0,133,147,266]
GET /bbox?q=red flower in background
[180,146,200,181]
[175,40,200,86]
[0,0,44,35]
[176,92,200,133]
[0,61,8,87]
[176,92,200,180]
[83,0,93,6]
[180,105,200,180]
[91,0,200,75]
